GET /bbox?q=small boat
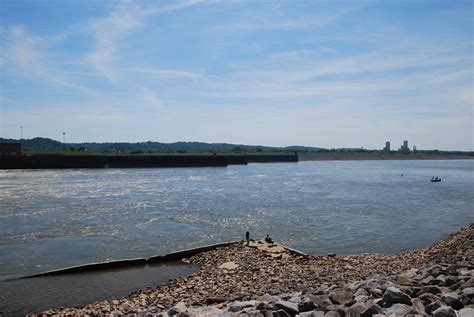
[431,177,441,182]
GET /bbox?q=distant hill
[0,137,64,150]
[0,137,322,153]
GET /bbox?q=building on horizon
[383,141,390,151]
[399,140,410,153]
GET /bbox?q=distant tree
[232,146,243,153]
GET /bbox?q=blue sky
[0,0,472,150]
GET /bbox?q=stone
[244,310,265,317]
[463,287,474,299]
[397,275,416,286]
[204,296,232,304]
[411,298,426,315]
[421,285,443,295]
[383,286,412,306]
[421,275,435,285]
[445,275,458,286]
[434,275,447,286]
[385,303,415,316]
[432,306,457,317]
[441,293,464,310]
[458,307,474,317]
[219,261,239,270]
[262,309,291,317]
[275,300,299,316]
[400,286,419,298]
[324,311,341,317]
[300,311,325,317]
[323,305,346,314]
[354,295,369,302]
[329,288,354,306]
[168,302,188,315]
[425,301,443,315]
[298,298,318,312]
[308,295,332,308]
[187,306,223,315]
[371,288,384,298]
[354,288,369,297]
[274,309,291,317]
[462,278,474,289]
[418,292,440,305]
[360,304,383,317]
[346,302,365,317]
[228,300,257,312]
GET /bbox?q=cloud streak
[1,26,95,94]
[84,0,206,82]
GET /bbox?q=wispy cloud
[84,0,206,83]
[84,2,144,82]
[139,87,163,108]
[128,67,201,79]
[1,26,94,94]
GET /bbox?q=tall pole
[20,126,23,140]
[62,132,66,152]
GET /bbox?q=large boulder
[397,275,416,286]
[298,298,317,312]
[421,285,443,295]
[168,302,188,316]
[461,277,474,289]
[299,311,325,317]
[275,300,299,316]
[432,306,457,317]
[462,287,474,299]
[441,293,464,310]
[385,303,415,316]
[228,300,257,312]
[360,304,383,317]
[308,295,333,308]
[411,297,426,315]
[425,301,444,315]
[458,307,474,317]
[382,286,412,306]
[418,292,440,305]
[329,288,354,306]
[346,302,366,317]
[445,275,458,286]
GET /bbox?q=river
[1,160,473,281]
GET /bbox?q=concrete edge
[147,241,239,263]
[19,240,308,279]
[21,258,147,278]
[20,241,240,279]
[278,244,309,257]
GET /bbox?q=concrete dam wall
[0,154,299,169]
[0,154,228,169]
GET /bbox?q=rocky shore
[41,224,473,316]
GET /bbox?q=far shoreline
[298,153,474,161]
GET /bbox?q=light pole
[20,126,23,140]
[62,132,66,152]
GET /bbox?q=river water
[1,160,473,281]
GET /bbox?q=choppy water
[0,262,196,316]
[1,160,473,281]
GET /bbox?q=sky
[0,0,472,150]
